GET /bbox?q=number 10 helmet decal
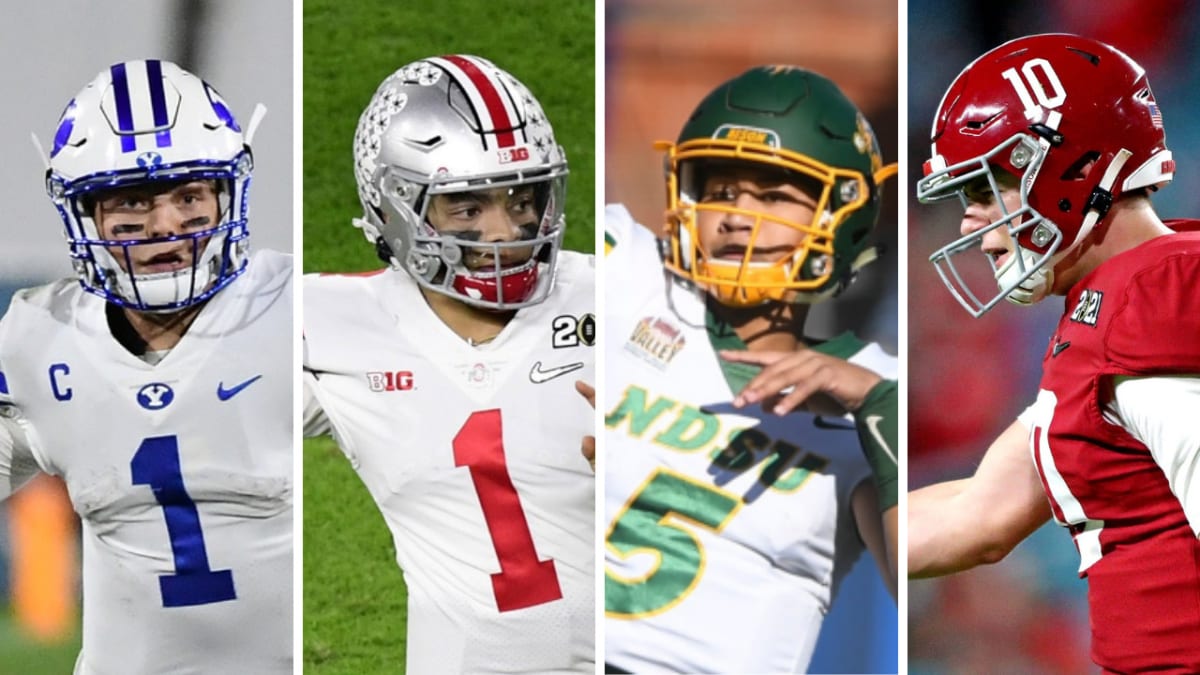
[45,60,260,313]
[918,34,1173,316]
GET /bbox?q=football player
[0,60,293,673]
[303,55,595,673]
[603,65,898,674]
[909,34,1200,673]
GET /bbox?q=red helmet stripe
[438,55,517,148]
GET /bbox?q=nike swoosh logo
[217,375,263,401]
[1052,340,1071,357]
[529,361,584,384]
[813,415,855,430]
[865,415,897,466]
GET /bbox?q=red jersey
[1026,225,1200,673]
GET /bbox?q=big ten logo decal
[366,371,415,392]
[497,146,530,164]
[552,313,595,349]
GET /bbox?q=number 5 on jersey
[606,468,741,617]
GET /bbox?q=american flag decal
[1149,102,1163,129]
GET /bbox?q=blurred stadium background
[301,1,594,672]
[606,1,899,673]
[0,1,292,672]
[907,2,1200,673]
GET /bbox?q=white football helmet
[46,59,256,312]
[352,54,568,309]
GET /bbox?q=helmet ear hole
[1061,151,1101,181]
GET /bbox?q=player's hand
[720,348,882,416]
[575,380,596,473]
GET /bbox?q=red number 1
[453,409,563,612]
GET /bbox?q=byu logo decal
[137,151,163,169]
[137,382,175,410]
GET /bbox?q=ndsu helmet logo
[713,123,780,148]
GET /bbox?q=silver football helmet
[352,54,568,309]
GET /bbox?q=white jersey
[0,250,294,675]
[303,252,595,674]
[0,408,38,500]
[603,205,894,674]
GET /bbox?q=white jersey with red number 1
[303,251,595,675]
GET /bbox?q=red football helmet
[917,34,1173,316]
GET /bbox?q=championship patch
[552,313,595,348]
[1069,289,1103,326]
[625,315,686,370]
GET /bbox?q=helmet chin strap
[243,104,268,146]
[1073,148,1130,249]
[31,132,50,171]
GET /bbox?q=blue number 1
[131,435,237,607]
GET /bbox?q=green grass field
[301,1,595,672]
[0,612,79,674]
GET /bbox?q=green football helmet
[660,65,897,306]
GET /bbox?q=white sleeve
[302,371,332,439]
[604,203,640,252]
[1111,375,1200,536]
[0,407,41,500]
